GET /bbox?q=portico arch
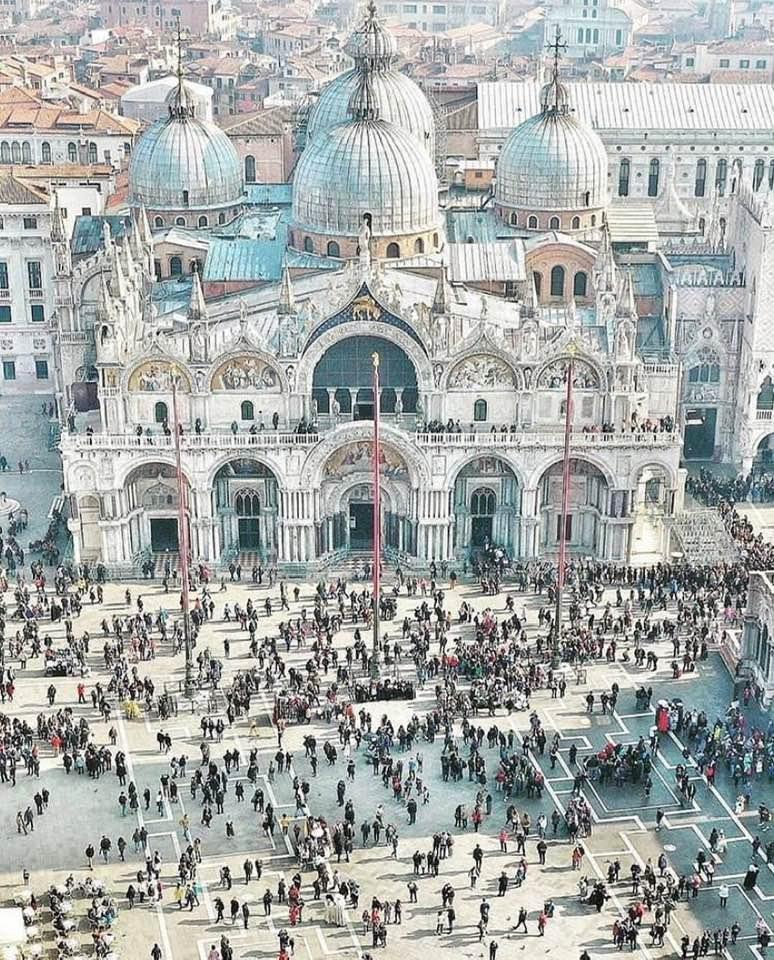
[123,461,193,556]
[311,335,418,420]
[212,458,280,560]
[536,457,610,557]
[451,455,522,559]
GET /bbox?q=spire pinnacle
[278,261,295,315]
[51,190,66,242]
[541,26,569,116]
[188,262,208,320]
[169,19,194,120]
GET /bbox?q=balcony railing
[61,428,679,454]
[415,431,679,448]
[755,409,773,422]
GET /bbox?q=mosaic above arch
[211,355,280,391]
[537,357,600,390]
[128,361,191,392]
[448,355,518,390]
[323,441,409,482]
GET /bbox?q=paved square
[0,569,771,960]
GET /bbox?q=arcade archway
[452,457,521,558]
[754,433,774,474]
[124,462,191,556]
[318,441,416,556]
[213,459,280,560]
[312,336,418,421]
[537,459,609,556]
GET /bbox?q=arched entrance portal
[452,458,520,558]
[755,433,774,474]
[124,462,190,556]
[631,464,672,561]
[213,459,279,560]
[538,459,609,556]
[319,441,416,557]
[312,336,418,421]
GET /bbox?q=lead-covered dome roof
[129,82,243,212]
[292,116,440,238]
[495,76,608,213]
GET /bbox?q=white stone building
[54,17,684,573]
[740,571,774,707]
[0,174,56,395]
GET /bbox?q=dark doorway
[71,381,99,411]
[471,516,493,547]
[354,388,374,421]
[349,503,374,549]
[683,408,717,460]
[151,518,179,552]
[238,518,260,550]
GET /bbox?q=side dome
[291,117,441,257]
[495,77,608,234]
[307,68,435,160]
[129,106,243,216]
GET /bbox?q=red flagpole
[554,356,574,653]
[371,352,381,679]
[172,374,194,698]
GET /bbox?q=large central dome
[306,1,435,160]
[292,117,440,242]
[129,81,243,223]
[495,75,608,234]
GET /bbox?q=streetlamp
[171,371,194,701]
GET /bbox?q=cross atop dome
[541,26,570,116]
[169,18,195,120]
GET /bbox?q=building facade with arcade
[54,12,687,574]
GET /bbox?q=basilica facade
[59,9,774,574]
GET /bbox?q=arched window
[715,158,728,196]
[182,189,189,206]
[303,236,314,253]
[433,232,439,247]
[549,216,560,230]
[757,376,774,410]
[573,271,588,297]
[21,141,31,163]
[510,212,518,225]
[466,235,474,244]
[41,141,51,163]
[414,237,424,253]
[241,400,254,420]
[647,158,660,197]
[88,142,98,163]
[154,216,164,228]
[698,217,706,234]
[327,240,340,257]
[550,265,565,298]
[218,213,226,224]
[688,349,720,385]
[0,142,8,163]
[198,215,208,228]
[618,158,630,197]
[753,158,765,191]
[591,214,596,226]
[386,242,400,258]
[528,215,538,229]
[154,401,168,423]
[169,256,182,276]
[769,159,774,190]
[571,215,580,229]
[67,142,77,162]
[533,271,542,296]
[235,490,261,516]
[473,398,488,422]
[695,158,707,197]
[154,259,162,280]
[244,155,256,182]
[471,488,496,516]
[11,142,20,163]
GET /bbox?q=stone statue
[358,219,371,273]
[394,393,403,419]
[285,365,296,391]
[433,363,444,388]
[706,287,717,320]
[195,369,205,392]
[332,397,341,421]
[190,324,208,362]
[239,299,248,339]
[522,324,538,360]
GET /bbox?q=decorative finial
[170,19,194,120]
[372,351,380,369]
[542,26,568,116]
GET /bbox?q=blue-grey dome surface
[129,111,243,211]
[292,117,439,238]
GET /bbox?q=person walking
[718,883,729,908]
